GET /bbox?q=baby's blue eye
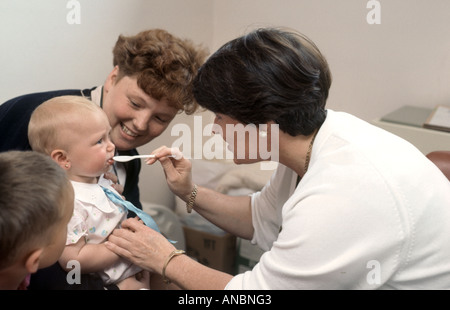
[97,139,103,144]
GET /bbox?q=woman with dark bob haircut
[195,28,331,137]
[107,28,450,289]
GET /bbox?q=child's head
[0,151,74,289]
[28,96,116,183]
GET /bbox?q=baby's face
[64,109,116,183]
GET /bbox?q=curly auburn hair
[193,28,332,136]
[113,29,208,114]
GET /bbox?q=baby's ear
[50,149,70,170]
[24,248,44,274]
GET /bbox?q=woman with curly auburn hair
[0,28,207,290]
[103,29,206,152]
[112,29,203,115]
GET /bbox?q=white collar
[70,180,117,213]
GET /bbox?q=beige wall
[2,0,450,205]
[0,0,214,102]
[211,0,450,122]
[0,0,214,207]
[6,1,449,121]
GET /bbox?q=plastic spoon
[113,154,175,162]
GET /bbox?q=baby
[28,95,148,287]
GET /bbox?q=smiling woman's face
[102,67,179,151]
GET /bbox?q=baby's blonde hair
[28,96,102,155]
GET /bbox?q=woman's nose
[133,113,151,133]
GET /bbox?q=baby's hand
[103,172,124,194]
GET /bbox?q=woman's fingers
[105,233,133,259]
[106,218,142,257]
[120,217,144,231]
[145,146,182,165]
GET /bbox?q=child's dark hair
[0,151,72,269]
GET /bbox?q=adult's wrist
[162,249,186,284]
[186,184,198,213]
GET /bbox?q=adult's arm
[106,218,233,289]
[147,146,254,239]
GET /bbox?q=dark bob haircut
[193,28,332,136]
